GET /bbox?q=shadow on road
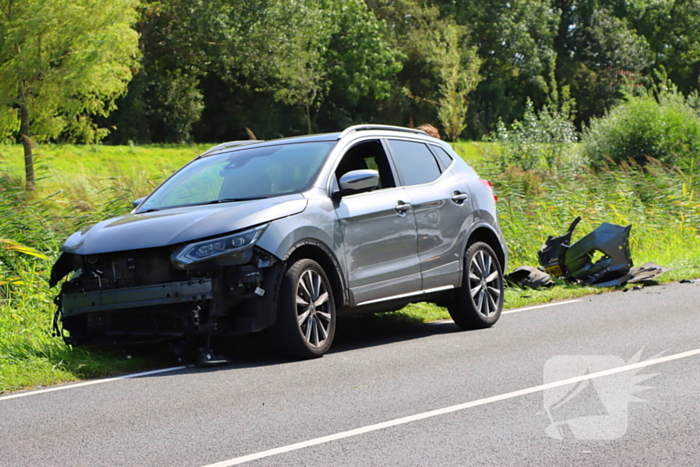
[139,314,471,377]
[332,314,461,353]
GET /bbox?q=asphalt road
[2,281,699,466]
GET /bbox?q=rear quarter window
[387,139,442,186]
[430,145,454,169]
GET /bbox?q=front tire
[448,242,504,329]
[273,258,336,359]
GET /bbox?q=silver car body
[51,125,507,349]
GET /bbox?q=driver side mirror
[132,197,146,209]
[336,169,379,198]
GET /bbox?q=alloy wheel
[468,249,502,318]
[295,269,332,348]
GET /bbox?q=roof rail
[338,124,428,139]
[200,140,264,157]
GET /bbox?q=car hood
[61,195,308,255]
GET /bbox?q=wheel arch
[466,225,507,272]
[284,240,348,310]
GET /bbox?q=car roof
[200,125,433,158]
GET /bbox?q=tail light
[479,179,498,201]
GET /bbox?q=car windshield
[138,141,335,211]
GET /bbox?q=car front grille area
[108,308,186,335]
[60,249,212,344]
[75,249,189,292]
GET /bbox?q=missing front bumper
[61,278,213,316]
[538,217,633,286]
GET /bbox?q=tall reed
[478,156,700,274]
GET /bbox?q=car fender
[462,221,509,276]
[256,201,349,308]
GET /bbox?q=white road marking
[201,347,700,467]
[502,299,582,315]
[0,366,188,401]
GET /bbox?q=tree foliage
[3,0,700,162]
[552,0,652,126]
[495,64,578,171]
[107,0,238,143]
[254,1,333,133]
[0,0,139,188]
[427,22,481,141]
[582,78,700,170]
[442,0,559,137]
[634,0,700,96]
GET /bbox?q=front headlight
[172,224,268,268]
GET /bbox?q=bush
[582,89,700,170]
[493,89,579,173]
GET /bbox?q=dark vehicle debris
[508,217,671,290]
[626,262,672,283]
[539,217,633,286]
[538,217,581,278]
[504,266,553,289]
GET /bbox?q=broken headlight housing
[171,224,268,269]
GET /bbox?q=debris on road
[626,262,672,283]
[539,216,633,286]
[504,266,553,289]
[507,217,672,290]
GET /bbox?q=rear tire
[273,258,336,359]
[448,241,504,329]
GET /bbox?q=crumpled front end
[538,217,581,278]
[50,241,282,346]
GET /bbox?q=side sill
[356,285,454,307]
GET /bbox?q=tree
[633,0,700,95]
[246,0,402,133]
[0,0,139,190]
[551,0,651,126]
[107,0,241,144]
[494,63,578,172]
[366,0,451,127]
[321,0,403,128]
[582,76,700,170]
[247,0,335,134]
[440,0,558,137]
[428,22,481,141]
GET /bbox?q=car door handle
[395,200,412,216]
[451,192,468,205]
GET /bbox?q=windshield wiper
[207,197,269,204]
[139,197,268,212]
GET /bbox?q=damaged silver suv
[50,125,507,359]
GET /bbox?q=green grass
[0,143,206,175]
[0,261,171,392]
[452,141,498,164]
[1,141,699,394]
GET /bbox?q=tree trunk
[19,81,34,191]
[304,102,312,134]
